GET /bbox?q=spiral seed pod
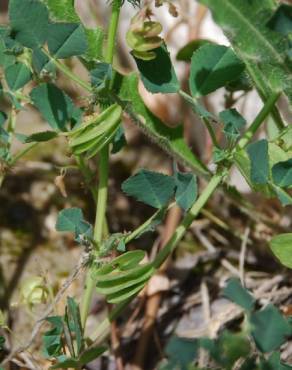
[94,250,155,303]
[126,12,163,60]
[68,104,122,159]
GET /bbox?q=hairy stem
[179,90,220,148]
[89,90,279,345]
[9,142,39,166]
[237,92,281,149]
[80,0,122,329]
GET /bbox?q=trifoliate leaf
[219,108,246,140]
[189,44,245,97]
[174,171,197,211]
[270,233,292,269]
[122,169,176,208]
[165,336,198,370]
[43,316,64,358]
[134,45,180,94]
[4,62,31,91]
[223,278,255,311]
[30,83,74,131]
[47,23,87,59]
[247,139,269,185]
[272,158,292,188]
[56,207,93,243]
[250,304,292,353]
[9,0,49,48]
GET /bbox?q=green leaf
[30,83,75,131]
[267,5,292,37]
[226,71,253,92]
[261,352,292,370]
[174,171,197,211]
[272,158,292,187]
[0,112,7,127]
[4,62,32,91]
[200,332,250,367]
[56,207,93,243]
[0,128,9,144]
[199,0,292,106]
[32,48,54,74]
[272,184,292,206]
[48,23,87,59]
[247,139,269,185]
[0,336,5,351]
[189,44,245,97]
[116,73,209,177]
[223,278,255,311]
[176,39,213,62]
[122,169,175,209]
[111,125,126,154]
[9,0,49,48]
[19,131,58,143]
[45,0,104,62]
[79,347,107,365]
[90,63,112,90]
[45,0,79,22]
[165,336,198,370]
[2,33,23,55]
[50,357,79,369]
[83,27,104,62]
[56,207,83,233]
[0,29,15,68]
[66,297,83,355]
[219,108,246,141]
[270,233,292,269]
[133,45,180,94]
[43,316,64,358]
[250,304,292,353]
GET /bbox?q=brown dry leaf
[54,174,67,198]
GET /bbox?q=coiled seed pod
[126,12,163,60]
[68,104,122,159]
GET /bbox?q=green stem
[9,142,39,166]
[90,171,225,343]
[89,89,279,345]
[179,90,220,148]
[45,52,92,93]
[80,0,122,329]
[237,92,281,149]
[105,0,121,64]
[153,171,224,268]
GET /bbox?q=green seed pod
[68,104,122,159]
[126,12,163,61]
